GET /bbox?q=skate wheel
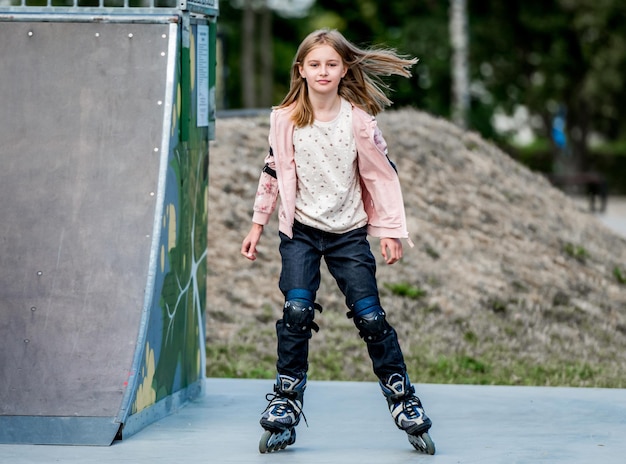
[259,428,295,453]
[259,430,272,453]
[408,431,436,455]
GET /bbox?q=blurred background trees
[216,0,626,193]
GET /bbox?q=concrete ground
[1,378,626,463]
[571,194,626,238]
[597,195,626,238]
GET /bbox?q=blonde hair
[278,29,418,127]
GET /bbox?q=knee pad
[348,296,392,342]
[283,289,322,333]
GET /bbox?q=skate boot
[258,374,306,453]
[380,372,435,455]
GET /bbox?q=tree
[240,1,256,108]
[310,0,451,116]
[470,0,626,175]
[450,0,469,128]
[217,0,626,187]
[237,0,274,108]
[226,0,314,109]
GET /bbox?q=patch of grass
[552,291,570,306]
[206,343,275,379]
[308,340,365,380]
[544,305,586,325]
[384,282,427,299]
[511,280,528,292]
[255,303,275,324]
[424,244,440,260]
[463,331,478,344]
[206,340,626,388]
[488,298,507,314]
[411,354,492,385]
[401,350,618,387]
[614,266,626,285]
[563,242,589,264]
[425,304,442,314]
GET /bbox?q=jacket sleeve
[373,125,397,172]
[251,147,279,225]
[357,117,410,239]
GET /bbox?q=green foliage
[563,242,590,264]
[206,344,275,379]
[206,336,625,387]
[463,331,478,344]
[614,267,626,285]
[488,298,507,314]
[256,304,275,324]
[424,244,441,260]
[403,352,610,387]
[218,0,626,189]
[471,0,626,178]
[384,282,427,300]
[594,139,626,158]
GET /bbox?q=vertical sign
[197,24,209,128]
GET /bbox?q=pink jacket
[252,103,412,245]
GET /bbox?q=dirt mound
[206,108,626,385]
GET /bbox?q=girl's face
[298,44,347,97]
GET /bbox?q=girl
[241,29,434,454]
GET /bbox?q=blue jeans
[275,221,407,380]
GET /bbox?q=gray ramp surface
[0,378,625,463]
[0,21,168,443]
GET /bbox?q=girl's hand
[380,237,403,265]
[241,223,264,261]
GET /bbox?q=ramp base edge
[118,378,204,441]
[0,416,120,446]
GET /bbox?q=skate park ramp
[1,378,626,463]
[0,8,215,445]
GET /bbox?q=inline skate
[380,372,435,455]
[258,374,306,453]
